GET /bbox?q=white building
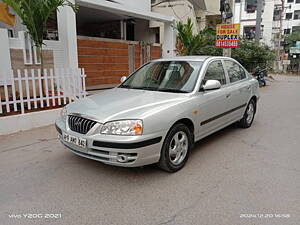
[234,0,300,48]
[278,0,300,34]
[0,0,176,89]
[151,0,221,34]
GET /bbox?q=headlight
[100,120,143,136]
[61,107,68,121]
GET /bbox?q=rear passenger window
[203,60,226,85]
[224,60,246,83]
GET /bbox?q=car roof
[152,56,233,62]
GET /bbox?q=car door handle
[247,86,251,90]
[226,93,231,98]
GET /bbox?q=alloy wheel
[246,102,254,124]
[169,131,188,165]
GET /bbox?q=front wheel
[238,99,256,128]
[158,123,192,172]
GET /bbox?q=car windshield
[119,61,203,93]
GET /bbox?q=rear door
[223,59,252,120]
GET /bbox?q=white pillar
[162,22,176,58]
[57,0,78,68]
[0,29,12,82]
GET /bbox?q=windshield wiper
[130,86,158,91]
[119,84,131,88]
[158,88,189,93]
[119,85,158,91]
[119,86,188,93]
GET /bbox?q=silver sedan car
[55,56,259,172]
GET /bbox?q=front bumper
[55,117,166,167]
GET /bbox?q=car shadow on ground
[193,124,237,150]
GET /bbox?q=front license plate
[63,133,86,148]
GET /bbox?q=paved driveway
[0,75,299,225]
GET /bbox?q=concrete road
[0,75,299,225]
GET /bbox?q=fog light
[117,155,128,163]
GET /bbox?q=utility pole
[255,0,263,42]
[223,0,234,57]
[277,0,285,61]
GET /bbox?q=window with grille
[284,28,291,34]
[294,10,300,19]
[273,9,281,21]
[292,26,300,32]
[245,0,257,13]
[286,13,293,20]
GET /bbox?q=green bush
[232,40,276,72]
[196,36,275,72]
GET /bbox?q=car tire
[238,99,256,128]
[158,123,192,172]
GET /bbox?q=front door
[196,60,231,138]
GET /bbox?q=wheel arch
[171,118,195,143]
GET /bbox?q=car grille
[68,115,97,134]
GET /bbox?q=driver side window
[203,60,226,86]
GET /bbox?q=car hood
[67,88,188,123]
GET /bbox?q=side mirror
[120,76,127,83]
[202,80,221,91]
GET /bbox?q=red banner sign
[215,24,240,48]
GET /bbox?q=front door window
[203,60,227,86]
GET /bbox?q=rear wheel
[158,123,192,172]
[238,99,256,128]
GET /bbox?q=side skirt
[194,117,243,143]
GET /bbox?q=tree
[175,18,222,56]
[195,28,222,56]
[283,31,300,72]
[283,31,300,51]
[3,0,77,70]
[232,39,276,72]
[175,18,203,55]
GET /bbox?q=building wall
[109,0,151,12]
[194,9,207,30]
[1,0,174,88]
[10,49,54,71]
[151,0,199,34]
[0,1,77,71]
[234,0,275,47]
[77,36,161,89]
[262,0,275,47]
[7,31,65,69]
[279,0,300,34]
[234,0,300,48]
[204,0,219,15]
[0,16,25,38]
[134,19,158,43]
